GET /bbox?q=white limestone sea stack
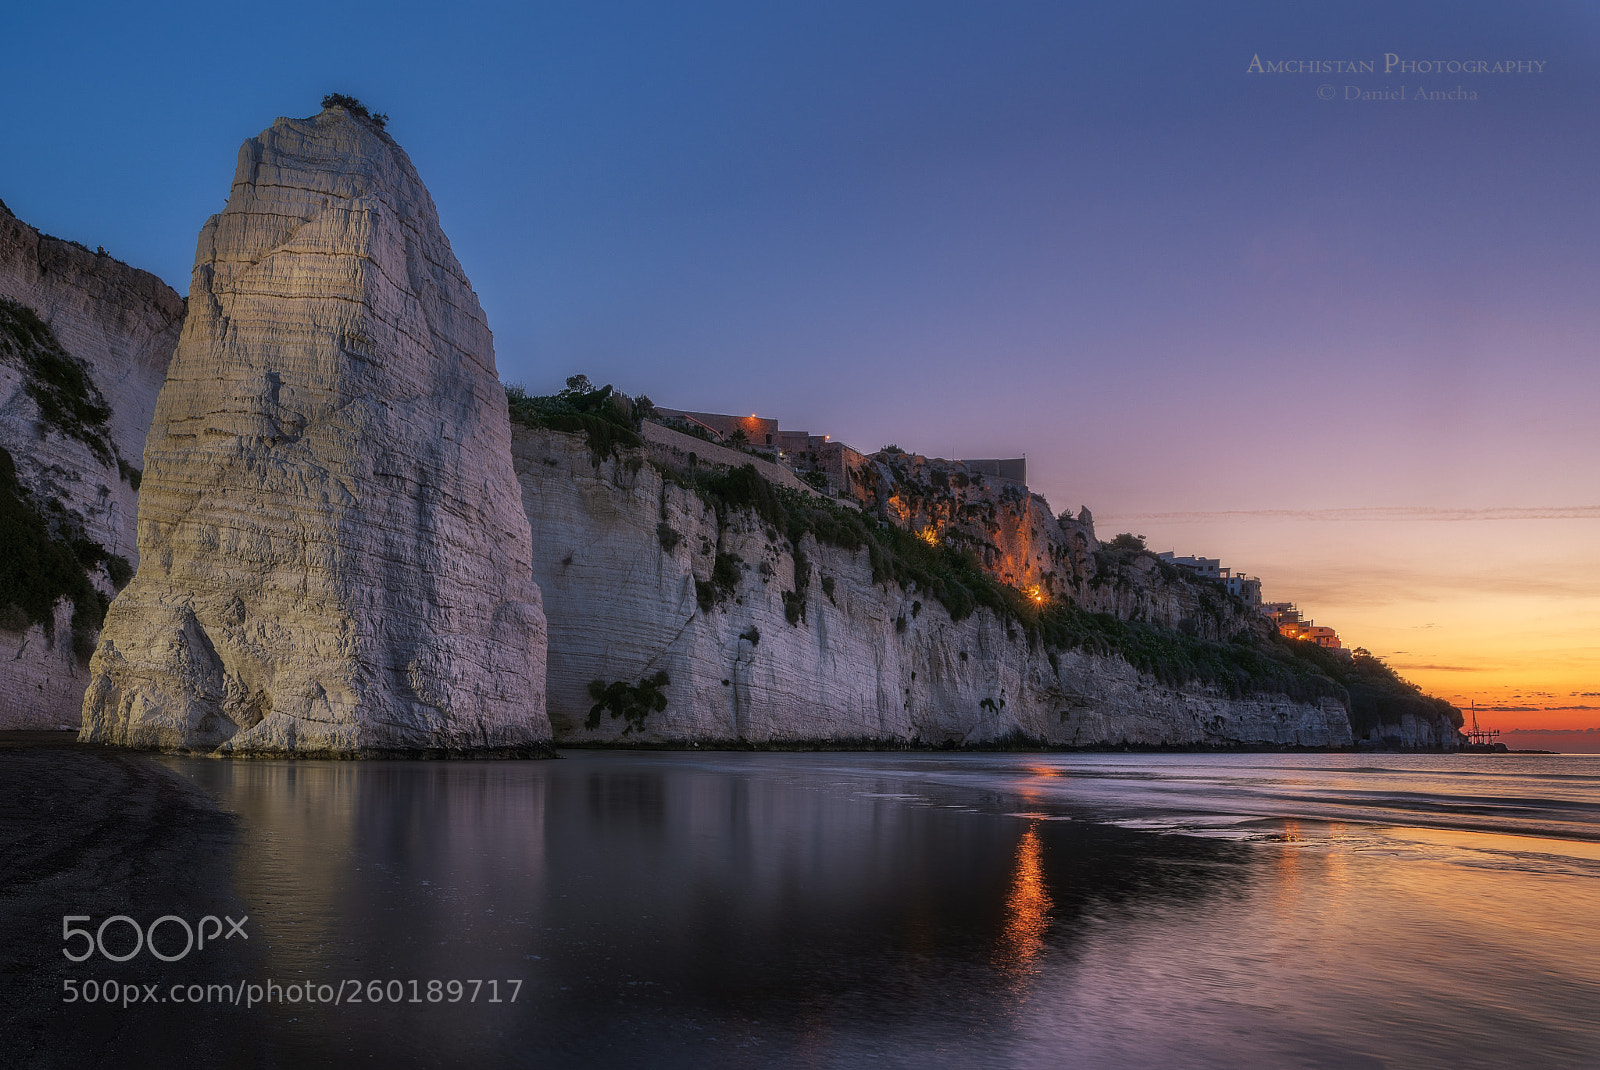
[80,105,549,755]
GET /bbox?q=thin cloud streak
[1283,567,1600,607]
[1479,704,1600,713]
[1100,506,1600,523]
[1390,664,1487,673]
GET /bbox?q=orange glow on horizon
[1111,514,1600,732]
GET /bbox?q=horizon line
[1098,506,1600,523]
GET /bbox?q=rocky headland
[77,104,549,755]
[509,388,1374,748]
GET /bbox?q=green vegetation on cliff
[671,459,1458,728]
[0,446,126,653]
[321,93,389,129]
[1265,641,1463,736]
[514,383,1459,741]
[587,671,670,734]
[506,378,644,463]
[0,299,135,651]
[0,297,116,466]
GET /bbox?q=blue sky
[4,1,1597,720]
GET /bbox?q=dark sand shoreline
[0,732,269,1068]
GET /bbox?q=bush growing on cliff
[692,551,745,613]
[780,585,806,626]
[586,671,670,734]
[711,552,742,595]
[505,382,643,464]
[800,469,831,492]
[322,93,388,128]
[1,298,116,465]
[0,445,111,648]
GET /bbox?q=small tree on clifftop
[322,93,389,129]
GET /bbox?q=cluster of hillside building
[653,406,1346,653]
[1262,604,1345,651]
[1154,554,1345,651]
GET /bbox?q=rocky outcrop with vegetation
[851,451,1268,641]
[510,387,1356,747]
[0,203,183,728]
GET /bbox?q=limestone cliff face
[1359,712,1461,751]
[0,201,185,478]
[0,204,184,728]
[853,452,1264,641]
[514,426,1352,747]
[81,107,547,754]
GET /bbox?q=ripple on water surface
[130,751,1600,1069]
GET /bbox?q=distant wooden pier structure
[1466,702,1501,748]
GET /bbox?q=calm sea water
[142,751,1600,1068]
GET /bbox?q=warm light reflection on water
[144,751,1600,1069]
[996,824,1052,980]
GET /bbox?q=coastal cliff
[513,422,1354,747]
[0,202,184,728]
[0,103,1457,753]
[79,105,549,755]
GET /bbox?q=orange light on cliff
[1026,584,1046,605]
[918,527,940,547]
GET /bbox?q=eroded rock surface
[81,107,547,754]
[0,204,184,728]
[514,426,1352,747]
[852,451,1265,638]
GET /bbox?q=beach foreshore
[0,731,267,1067]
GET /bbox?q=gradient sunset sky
[4,2,1596,730]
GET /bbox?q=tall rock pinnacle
[81,104,549,754]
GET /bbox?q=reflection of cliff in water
[180,760,548,981]
[177,754,1250,1064]
[37,750,1594,1069]
[539,762,1249,1030]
